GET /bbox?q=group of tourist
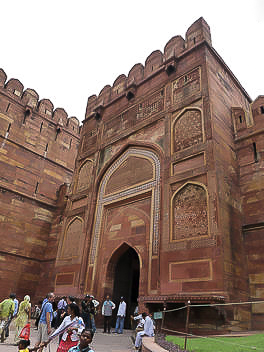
[0,291,154,351]
[0,293,31,344]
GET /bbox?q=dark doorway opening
[112,246,140,329]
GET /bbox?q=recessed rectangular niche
[172,153,205,176]
[71,198,87,210]
[55,272,74,285]
[169,259,212,282]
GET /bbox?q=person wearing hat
[114,297,126,334]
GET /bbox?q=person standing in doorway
[102,295,115,334]
[114,297,126,334]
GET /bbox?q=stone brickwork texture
[0,73,80,300]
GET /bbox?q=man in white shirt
[114,297,126,334]
[135,313,154,350]
[132,312,146,332]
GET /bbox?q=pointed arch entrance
[86,147,161,296]
[105,243,140,328]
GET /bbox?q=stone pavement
[0,321,135,352]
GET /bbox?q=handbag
[35,302,48,329]
[19,323,30,340]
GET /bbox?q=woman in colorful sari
[44,303,84,352]
[14,295,31,344]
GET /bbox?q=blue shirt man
[39,298,53,324]
[35,292,55,349]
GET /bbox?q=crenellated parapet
[232,96,264,138]
[0,69,80,135]
[85,17,212,119]
[251,95,264,118]
[0,70,81,303]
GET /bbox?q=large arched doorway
[106,244,140,328]
[87,147,161,297]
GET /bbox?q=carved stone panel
[76,160,93,192]
[172,183,208,241]
[173,109,203,153]
[172,67,201,105]
[61,218,83,259]
[103,90,164,142]
[81,130,97,154]
[105,156,153,195]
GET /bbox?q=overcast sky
[1,0,263,121]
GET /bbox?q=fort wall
[233,95,264,329]
[0,71,80,300]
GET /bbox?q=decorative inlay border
[89,148,161,264]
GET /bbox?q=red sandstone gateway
[1,17,264,332]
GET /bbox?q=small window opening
[239,115,243,123]
[55,128,61,141]
[95,112,101,121]
[7,123,11,133]
[151,66,154,71]
[160,89,164,96]
[40,122,43,133]
[253,142,258,163]
[69,139,72,149]
[184,75,188,83]
[34,182,39,194]
[126,91,135,101]
[261,106,264,114]
[72,126,75,131]
[139,103,142,110]
[166,65,176,76]
[45,143,48,151]
[6,103,10,112]
[23,109,31,124]
[193,37,196,44]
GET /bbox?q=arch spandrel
[103,202,150,242]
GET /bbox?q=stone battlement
[85,17,212,118]
[0,68,80,135]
